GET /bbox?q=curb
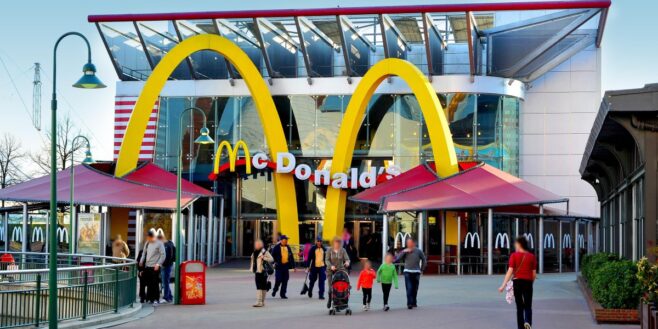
[55,303,152,329]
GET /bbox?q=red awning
[0,163,215,210]
[350,163,439,204]
[351,162,566,213]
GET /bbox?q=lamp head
[73,62,106,89]
[194,127,215,145]
[82,149,95,165]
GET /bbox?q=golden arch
[322,58,459,240]
[214,140,252,174]
[114,34,300,244]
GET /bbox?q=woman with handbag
[498,236,537,329]
[250,239,274,307]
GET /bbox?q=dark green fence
[0,252,137,328]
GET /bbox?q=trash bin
[180,261,206,305]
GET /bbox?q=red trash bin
[180,261,206,305]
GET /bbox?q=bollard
[114,268,119,313]
[82,271,89,320]
[34,274,41,326]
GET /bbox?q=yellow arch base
[322,58,459,241]
[115,34,300,244]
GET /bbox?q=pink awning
[351,162,566,213]
[350,163,439,204]
[0,162,215,210]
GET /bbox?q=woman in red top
[499,236,537,329]
[356,261,377,311]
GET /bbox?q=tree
[31,115,87,175]
[0,133,27,207]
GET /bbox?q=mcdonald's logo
[153,228,165,238]
[57,227,69,243]
[495,233,509,249]
[562,233,572,248]
[464,232,481,249]
[543,233,555,249]
[394,232,412,249]
[114,34,459,244]
[11,227,22,242]
[523,233,534,249]
[31,227,44,243]
[214,140,251,174]
[577,234,585,249]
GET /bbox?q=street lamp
[49,32,105,329]
[69,135,94,254]
[174,107,214,305]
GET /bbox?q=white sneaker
[362,305,367,310]
[366,303,370,310]
[159,299,168,304]
[152,301,159,305]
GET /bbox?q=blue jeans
[161,265,173,302]
[404,272,421,307]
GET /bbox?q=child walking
[357,260,377,311]
[376,253,399,311]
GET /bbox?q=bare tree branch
[30,115,86,176]
[0,133,27,208]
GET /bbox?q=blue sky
[0,0,655,164]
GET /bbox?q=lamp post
[69,135,95,254]
[174,107,214,305]
[49,32,105,329]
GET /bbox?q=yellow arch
[115,34,299,244]
[322,58,459,240]
[213,140,252,174]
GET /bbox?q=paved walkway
[112,261,636,329]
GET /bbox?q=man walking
[306,236,326,299]
[139,229,166,304]
[158,232,176,303]
[395,238,426,309]
[270,234,295,299]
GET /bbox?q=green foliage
[590,259,641,309]
[636,257,658,304]
[581,253,620,283]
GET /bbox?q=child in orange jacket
[357,260,377,311]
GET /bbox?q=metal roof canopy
[0,162,217,210]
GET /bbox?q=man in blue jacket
[270,235,295,299]
[305,236,326,299]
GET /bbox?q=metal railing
[0,252,137,328]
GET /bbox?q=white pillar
[588,221,593,255]
[382,214,389,261]
[575,219,580,273]
[207,199,213,265]
[172,210,178,262]
[418,212,425,252]
[135,209,143,261]
[457,215,461,276]
[200,216,207,263]
[4,212,8,252]
[595,222,600,253]
[187,212,194,261]
[22,203,28,253]
[515,218,519,238]
[558,220,563,273]
[441,211,446,261]
[219,197,225,263]
[487,208,493,275]
[538,206,544,274]
[71,206,77,254]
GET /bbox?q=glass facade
[153,93,520,222]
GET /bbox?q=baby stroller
[328,270,352,315]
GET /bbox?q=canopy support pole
[135,209,143,260]
[207,199,213,265]
[487,208,493,275]
[457,215,461,276]
[418,212,424,252]
[219,196,225,263]
[3,212,8,252]
[558,220,563,273]
[539,205,544,274]
[382,214,389,261]
[575,219,580,273]
[187,207,193,261]
[588,221,593,256]
[441,211,446,265]
[22,203,28,254]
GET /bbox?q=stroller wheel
[346,309,352,315]
[329,309,336,315]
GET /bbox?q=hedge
[581,253,641,309]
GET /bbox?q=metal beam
[251,18,275,84]
[336,15,354,83]
[524,32,595,82]
[465,11,476,80]
[297,17,340,50]
[133,22,156,70]
[506,9,599,77]
[95,23,136,80]
[339,16,376,51]
[294,17,314,84]
[172,20,199,80]
[380,14,411,52]
[378,14,391,59]
[596,7,608,47]
[211,19,236,84]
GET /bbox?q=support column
[22,203,28,253]
[418,212,425,252]
[441,211,446,262]
[200,216,206,263]
[588,221,593,255]
[487,208,493,275]
[135,209,143,261]
[219,197,225,263]
[558,220,563,273]
[172,210,178,260]
[575,219,580,273]
[538,205,544,274]
[3,212,8,252]
[457,215,461,276]
[187,210,194,261]
[207,199,213,265]
[382,214,389,261]
[515,218,519,238]
[71,205,78,254]
[595,222,600,253]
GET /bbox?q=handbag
[261,250,275,275]
[505,253,526,304]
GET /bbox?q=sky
[0,0,656,169]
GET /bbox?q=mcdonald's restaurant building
[82,1,610,273]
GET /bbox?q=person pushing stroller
[325,236,351,309]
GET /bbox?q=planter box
[577,275,640,324]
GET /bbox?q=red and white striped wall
[114,96,159,162]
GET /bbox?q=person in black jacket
[306,236,326,299]
[158,232,176,303]
[136,249,146,303]
[270,235,295,299]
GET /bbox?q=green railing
[0,252,137,328]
